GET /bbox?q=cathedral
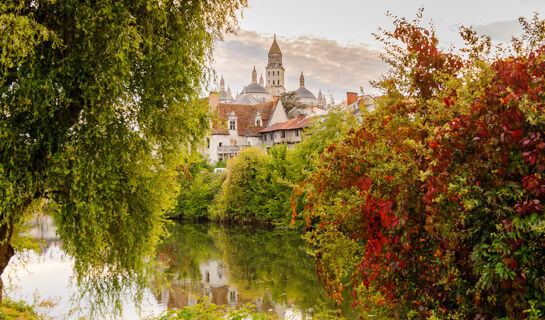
[218,35,327,107]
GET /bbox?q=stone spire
[227,86,232,98]
[268,34,282,56]
[252,66,257,83]
[318,89,323,100]
[220,75,225,91]
[299,72,305,88]
[259,74,264,86]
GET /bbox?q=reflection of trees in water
[28,215,59,242]
[26,215,70,261]
[153,223,336,318]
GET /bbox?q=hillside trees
[302,13,545,318]
[0,0,246,305]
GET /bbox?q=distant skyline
[212,0,545,103]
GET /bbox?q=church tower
[266,34,286,95]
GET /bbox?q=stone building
[205,93,288,163]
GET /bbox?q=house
[205,92,288,163]
[343,91,376,121]
[260,114,314,147]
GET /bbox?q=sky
[212,0,545,103]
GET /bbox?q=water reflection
[155,223,338,319]
[5,217,352,319]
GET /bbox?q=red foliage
[302,16,545,318]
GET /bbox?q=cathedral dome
[244,82,269,94]
[295,86,316,100]
[294,71,316,100]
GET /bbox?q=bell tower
[265,34,285,95]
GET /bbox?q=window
[255,112,262,127]
[264,134,267,141]
[228,111,236,130]
[268,71,270,76]
[295,130,299,137]
[270,134,273,141]
[219,142,222,147]
[281,131,285,138]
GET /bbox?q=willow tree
[0,0,246,305]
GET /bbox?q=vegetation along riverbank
[173,13,545,319]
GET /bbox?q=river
[3,215,356,319]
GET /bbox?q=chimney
[273,95,279,107]
[346,92,358,106]
[209,91,219,109]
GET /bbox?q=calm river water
[3,215,356,319]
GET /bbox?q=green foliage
[302,12,545,319]
[218,147,267,221]
[169,158,223,220]
[0,297,43,320]
[215,110,356,226]
[0,0,247,311]
[150,299,278,320]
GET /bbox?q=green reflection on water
[156,222,357,319]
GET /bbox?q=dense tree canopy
[0,0,246,306]
[302,13,545,319]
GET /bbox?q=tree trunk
[0,222,15,305]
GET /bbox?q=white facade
[268,100,288,126]
[204,94,287,164]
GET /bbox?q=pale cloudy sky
[212,0,545,102]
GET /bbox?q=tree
[0,0,246,306]
[218,146,268,221]
[301,12,545,318]
[279,91,306,118]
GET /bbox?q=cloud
[212,30,388,103]
[473,19,523,42]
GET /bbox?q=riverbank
[0,298,42,320]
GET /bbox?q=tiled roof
[212,101,275,137]
[259,114,314,133]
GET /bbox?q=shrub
[171,171,223,220]
[301,13,545,319]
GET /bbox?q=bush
[216,110,357,227]
[218,147,268,222]
[302,13,545,319]
[170,158,223,220]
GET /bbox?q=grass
[0,298,41,320]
